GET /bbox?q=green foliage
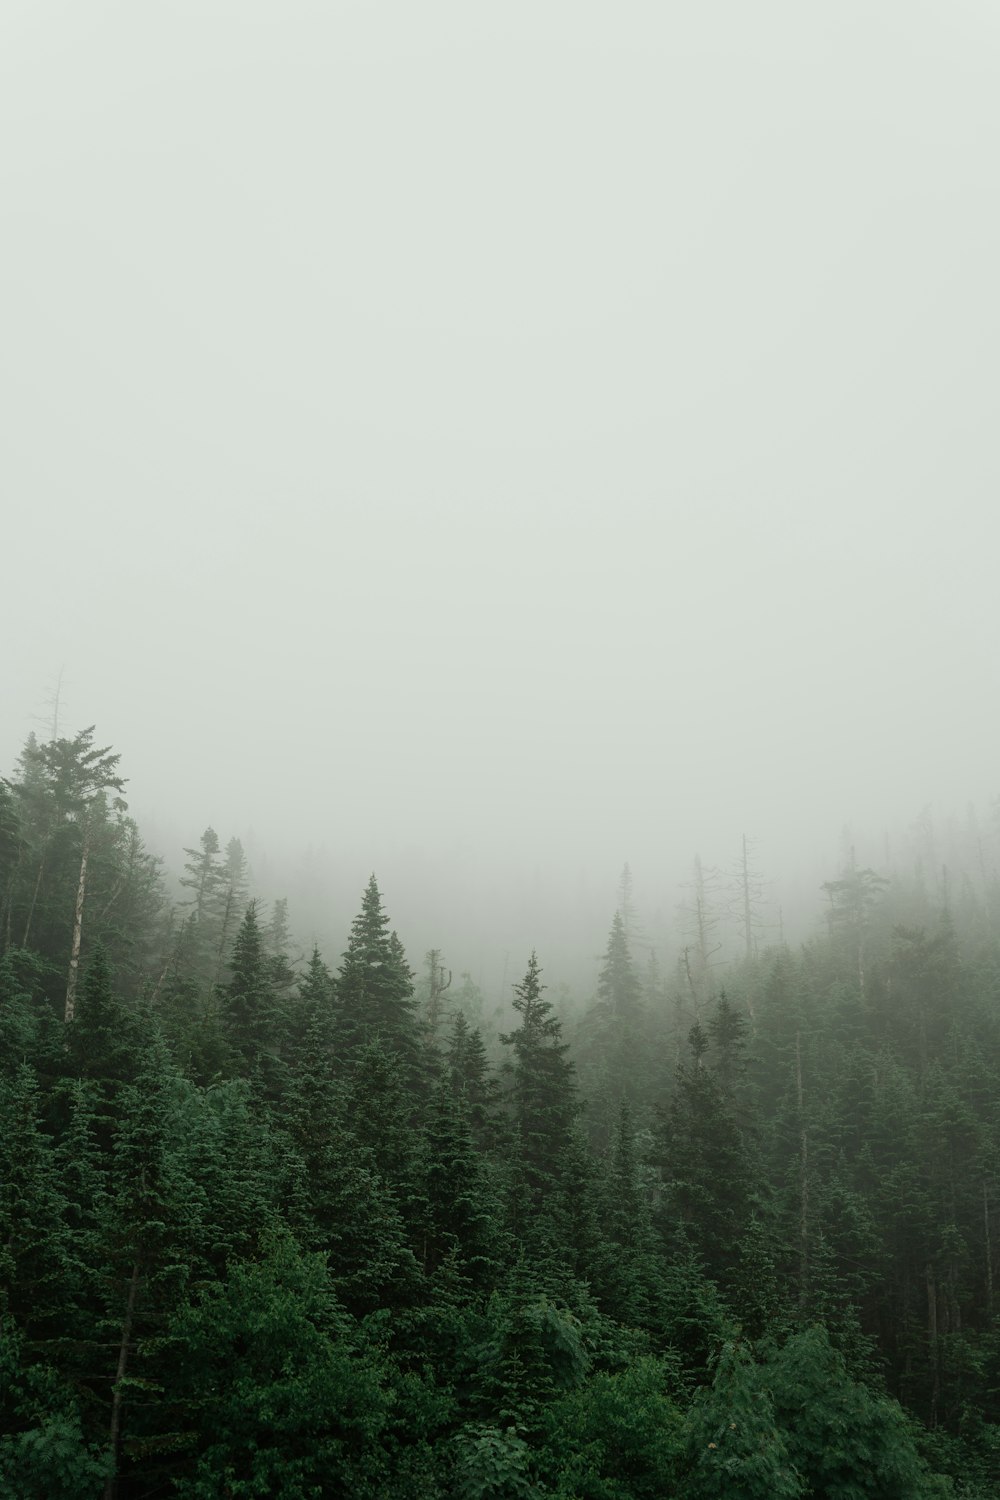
[452,1423,541,1500]
[501,952,579,1209]
[220,900,283,1076]
[0,1321,109,1499]
[682,1339,803,1499]
[162,1231,389,1498]
[68,943,152,1092]
[475,1261,593,1427]
[541,1356,685,1498]
[0,732,985,1495]
[335,876,420,1064]
[764,1324,951,1499]
[657,1014,757,1291]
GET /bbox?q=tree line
[2,725,999,1495]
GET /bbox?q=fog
[4,2,1000,996]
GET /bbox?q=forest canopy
[1,726,998,1497]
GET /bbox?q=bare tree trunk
[65,834,90,1023]
[426,949,452,1036]
[103,1260,141,1500]
[213,884,237,986]
[22,853,45,947]
[741,834,753,962]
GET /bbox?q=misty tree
[576,912,650,1143]
[677,854,723,1015]
[212,836,250,984]
[656,1013,757,1294]
[501,952,579,1211]
[729,833,768,963]
[177,827,226,986]
[0,779,26,952]
[265,895,297,994]
[9,728,129,1021]
[617,861,641,946]
[335,876,420,1067]
[220,901,283,1077]
[445,1009,502,1150]
[821,862,888,995]
[453,969,485,1025]
[419,947,453,1040]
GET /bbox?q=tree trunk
[21,852,45,947]
[103,1259,141,1500]
[65,833,90,1023]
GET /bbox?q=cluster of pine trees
[2,726,999,1496]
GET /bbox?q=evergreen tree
[423,1077,502,1289]
[159,1233,389,1499]
[211,836,250,985]
[446,1010,502,1150]
[68,945,152,1113]
[265,894,297,994]
[178,826,225,981]
[0,1063,72,1342]
[576,913,650,1145]
[286,945,338,1076]
[657,1019,756,1294]
[765,1324,949,1499]
[0,779,26,953]
[220,901,282,1079]
[501,953,578,1213]
[682,1339,802,1499]
[596,1099,663,1328]
[336,876,419,1066]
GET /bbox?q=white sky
[4,2,1000,985]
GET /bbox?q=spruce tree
[220,901,283,1080]
[336,876,419,1066]
[501,953,578,1212]
[656,1019,756,1294]
[683,1339,802,1499]
[577,912,651,1145]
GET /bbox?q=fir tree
[336,876,419,1066]
[501,953,578,1211]
[220,901,282,1079]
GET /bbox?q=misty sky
[4,3,1000,979]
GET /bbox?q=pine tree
[286,946,338,1077]
[683,1339,802,1499]
[0,779,26,953]
[656,1019,756,1293]
[765,1324,947,1499]
[265,895,297,994]
[0,1063,72,1342]
[422,1077,501,1289]
[220,901,282,1079]
[178,827,225,982]
[596,1099,663,1328]
[446,1010,502,1150]
[576,912,650,1144]
[211,836,250,985]
[336,876,419,1066]
[157,1232,388,1499]
[501,953,578,1211]
[68,944,152,1112]
[8,728,128,1020]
